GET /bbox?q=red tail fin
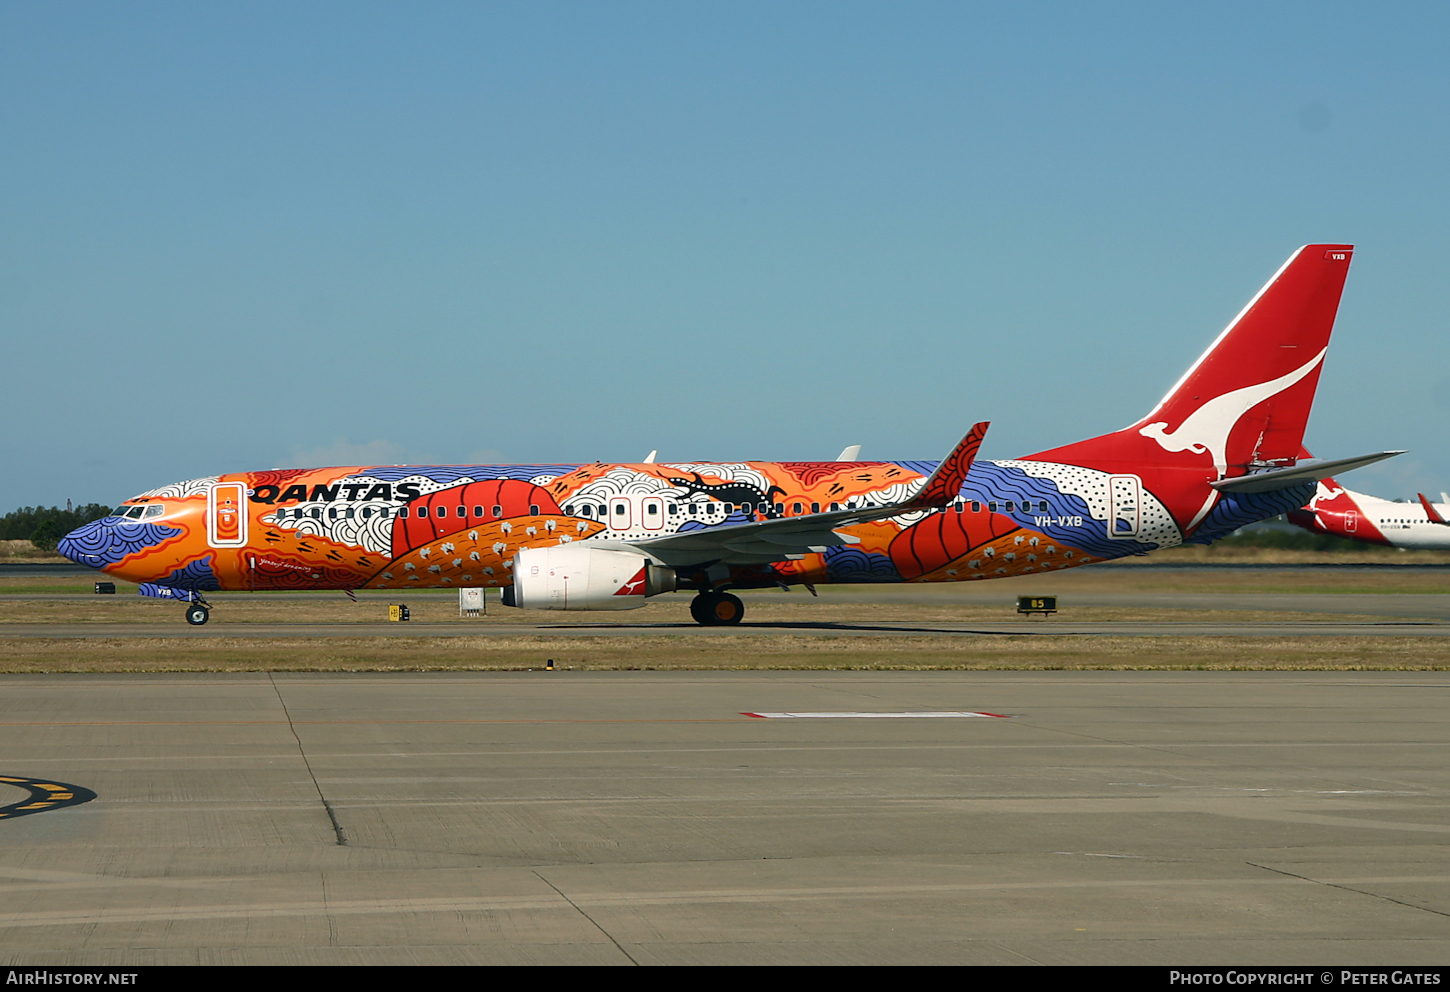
[1418,494,1448,525]
[1029,245,1353,485]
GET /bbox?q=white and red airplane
[60,244,1402,625]
[1289,480,1450,550]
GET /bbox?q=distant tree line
[0,504,112,551]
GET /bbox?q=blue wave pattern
[824,546,901,582]
[357,465,579,484]
[57,520,183,567]
[958,462,1159,559]
[138,583,196,600]
[154,556,220,591]
[1187,483,1317,545]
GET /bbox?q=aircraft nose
[56,518,115,568]
[55,509,181,571]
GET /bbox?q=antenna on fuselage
[642,450,657,464]
[835,445,861,462]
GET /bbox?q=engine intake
[501,545,676,610]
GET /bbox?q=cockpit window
[144,505,164,518]
[125,506,145,519]
[111,506,130,517]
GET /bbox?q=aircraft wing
[1209,450,1404,494]
[616,423,989,567]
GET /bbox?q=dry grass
[1,633,1448,673]
[3,562,1446,673]
[0,541,66,561]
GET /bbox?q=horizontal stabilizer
[1209,451,1404,494]
[1418,493,1449,526]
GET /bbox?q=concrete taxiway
[2,670,1449,965]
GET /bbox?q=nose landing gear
[689,591,744,626]
[183,597,212,626]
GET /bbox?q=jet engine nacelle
[501,545,676,611]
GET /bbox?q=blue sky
[3,2,1448,509]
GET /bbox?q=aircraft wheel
[689,594,714,625]
[691,592,744,626]
[184,604,210,626]
[711,593,744,625]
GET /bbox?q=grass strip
[2,634,1449,673]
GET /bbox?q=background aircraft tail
[1287,476,1392,545]
[1028,244,1354,491]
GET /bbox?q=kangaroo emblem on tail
[1138,347,1327,476]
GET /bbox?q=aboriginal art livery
[59,245,1402,625]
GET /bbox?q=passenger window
[310,508,321,519]
[792,503,803,515]
[953,503,962,513]
[493,505,502,518]
[689,504,698,516]
[614,504,625,515]
[530,504,540,516]
[1005,500,1015,512]
[436,506,447,518]
[830,502,839,512]
[456,506,465,517]
[647,504,658,515]
[597,505,606,517]
[328,508,338,520]
[669,503,678,514]
[775,503,785,515]
[988,501,998,513]
[972,502,981,512]
[473,506,483,517]
[346,508,355,519]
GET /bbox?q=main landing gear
[690,591,744,626]
[184,597,211,626]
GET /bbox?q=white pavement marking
[742,710,1010,719]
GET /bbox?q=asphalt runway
[3,670,1449,965]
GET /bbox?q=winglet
[1418,493,1448,525]
[903,422,989,510]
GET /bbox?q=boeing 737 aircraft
[1289,480,1450,549]
[59,244,1402,626]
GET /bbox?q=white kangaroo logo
[1138,348,1326,476]
[1309,480,1346,507]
